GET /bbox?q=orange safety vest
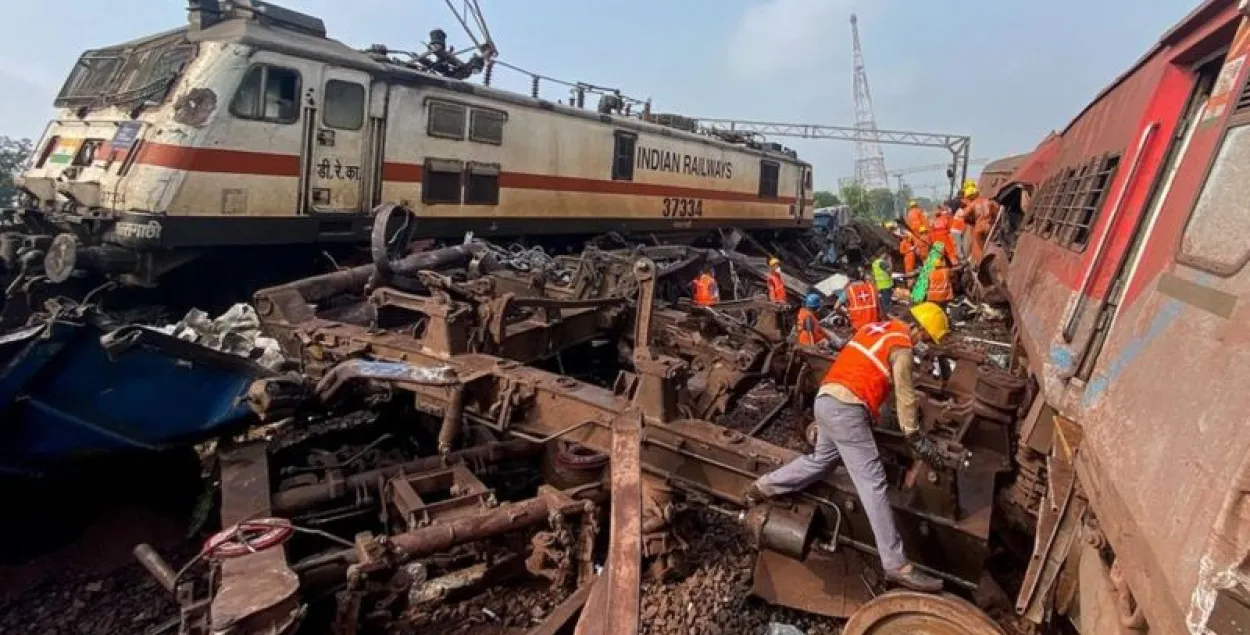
[927,266,953,303]
[906,207,928,235]
[900,237,917,274]
[820,320,913,419]
[693,274,718,306]
[796,307,826,346]
[766,269,787,303]
[951,209,968,233]
[845,280,880,331]
[930,213,958,266]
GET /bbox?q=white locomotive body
[5,0,811,289]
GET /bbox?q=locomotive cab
[4,0,382,292]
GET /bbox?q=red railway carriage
[992,1,1250,632]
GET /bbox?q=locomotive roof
[187,10,809,166]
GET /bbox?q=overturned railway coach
[989,1,1250,632]
[2,0,811,292]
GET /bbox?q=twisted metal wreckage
[128,205,1031,634]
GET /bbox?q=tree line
[0,135,33,206]
[812,184,936,224]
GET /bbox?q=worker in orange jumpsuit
[795,293,830,347]
[899,234,917,276]
[692,266,719,307]
[904,201,931,260]
[844,278,881,331]
[929,206,958,266]
[766,257,787,304]
[964,184,1000,266]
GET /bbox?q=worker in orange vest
[766,257,787,304]
[951,204,970,263]
[746,303,951,593]
[927,259,954,306]
[795,293,830,347]
[692,266,720,307]
[844,278,880,331]
[930,206,959,266]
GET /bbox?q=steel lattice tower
[850,14,889,190]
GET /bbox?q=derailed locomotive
[983,1,1250,632]
[1,0,810,300]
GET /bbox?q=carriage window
[612,132,636,181]
[1179,123,1250,274]
[422,158,463,204]
[1067,154,1120,249]
[323,80,365,130]
[469,109,506,145]
[759,161,780,199]
[465,163,501,205]
[230,65,300,123]
[428,101,466,140]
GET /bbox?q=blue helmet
[804,292,822,309]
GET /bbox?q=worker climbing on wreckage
[962,181,999,266]
[692,265,720,307]
[766,257,788,304]
[745,302,950,592]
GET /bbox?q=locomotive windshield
[55,29,195,112]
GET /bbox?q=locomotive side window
[758,161,780,199]
[323,80,365,130]
[465,163,501,205]
[469,109,506,145]
[428,102,466,140]
[423,158,463,204]
[612,132,636,181]
[230,65,301,123]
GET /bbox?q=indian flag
[47,138,82,165]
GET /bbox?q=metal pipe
[437,385,465,455]
[133,543,177,593]
[259,242,487,305]
[1061,122,1158,342]
[271,440,539,515]
[388,484,604,559]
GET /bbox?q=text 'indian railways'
[636,146,733,179]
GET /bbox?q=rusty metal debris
[106,210,1032,634]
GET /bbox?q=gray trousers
[753,395,906,571]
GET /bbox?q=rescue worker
[795,292,830,347]
[899,233,918,276]
[963,183,1000,266]
[870,249,894,315]
[951,202,970,263]
[905,201,931,261]
[844,277,881,331]
[766,257,788,304]
[692,266,720,307]
[745,303,951,593]
[930,205,959,266]
[926,250,954,308]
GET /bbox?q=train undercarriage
[12,202,1068,635]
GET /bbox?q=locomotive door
[308,66,371,212]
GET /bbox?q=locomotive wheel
[843,591,1005,635]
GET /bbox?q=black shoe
[743,483,768,506]
[885,565,943,592]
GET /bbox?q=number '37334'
[662,198,703,217]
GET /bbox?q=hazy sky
[0,0,1197,190]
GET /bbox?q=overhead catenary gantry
[693,118,973,199]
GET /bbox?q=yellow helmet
[907,200,918,208]
[768,257,781,268]
[910,302,949,343]
[883,221,897,230]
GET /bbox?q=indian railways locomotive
[982,0,1250,632]
[0,0,811,306]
